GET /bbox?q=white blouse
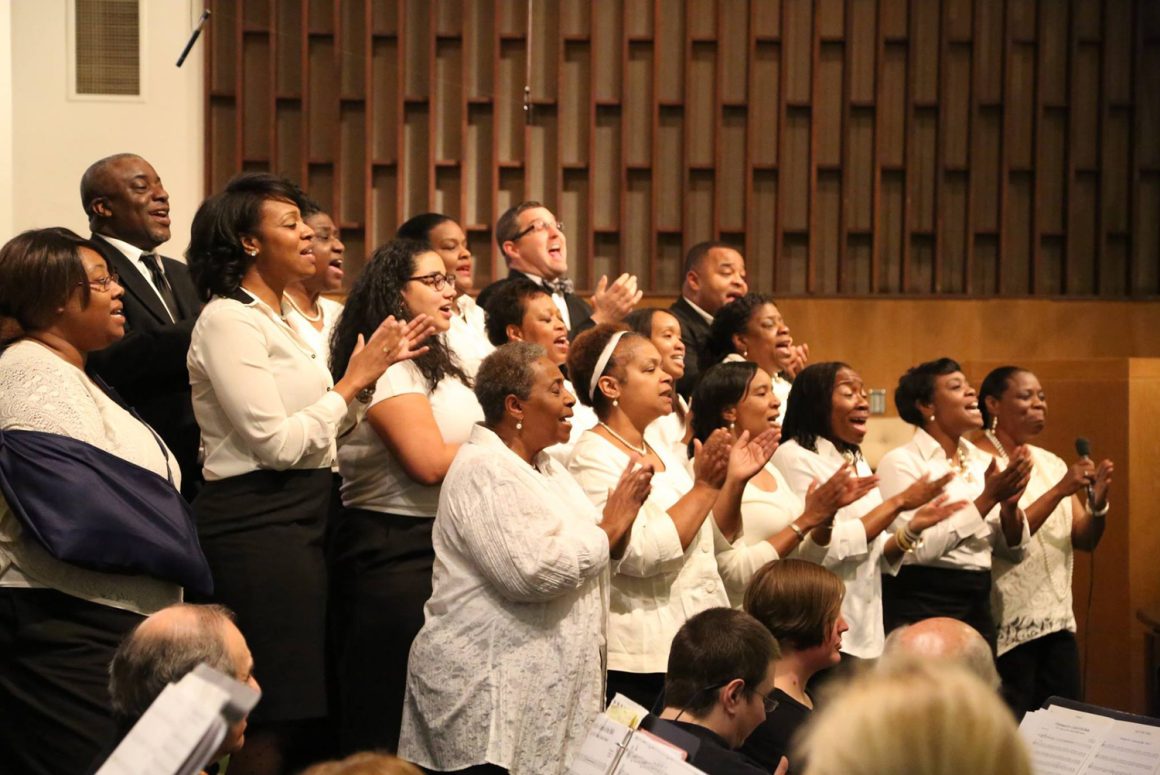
[400,425,609,774]
[285,294,343,362]
[338,356,483,517]
[188,290,351,481]
[876,428,1028,572]
[446,294,494,377]
[992,444,1076,656]
[772,438,902,658]
[0,340,182,614]
[568,430,730,674]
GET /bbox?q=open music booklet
[568,694,709,775]
[1019,698,1160,775]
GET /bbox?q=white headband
[589,330,628,401]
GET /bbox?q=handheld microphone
[1075,437,1095,504]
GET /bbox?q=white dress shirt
[0,340,182,614]
[992,444,1076,656]
[876,428,1028,572]
[99,234,176,319]
[772,438,903,658]
[338,357,483,517]
[188,289,350,481]
[446,294,494,377]
[400,425,608,774]
[568,430,730,674]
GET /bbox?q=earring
[515,420,523,431]
[929,415,936,423]
[742,349,748,358]
[245,248,258,257]
[729,421,736,433]
[989,416,998,432]
[612,398,619,408]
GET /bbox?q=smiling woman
[185,175,423,775]
[0,228,200,775]
[329,238,481,755]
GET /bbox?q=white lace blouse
[0,340,182,614]
[991,444,1076,656]
[400,425,609,774]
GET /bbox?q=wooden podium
[963,358,1160,714]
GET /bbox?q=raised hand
[896,472,953,511]
[693,427,733,489]
[909,494,970,533]
[783,342,810,379]
[591,272,643,324]
[602,456,655,554]
[1056,457,1096,497]
[799,464,854,529]
[1091,458,1114,509]
[726,427,781,483]
[982,449,1032,505]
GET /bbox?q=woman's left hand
[1092,458,1114,510]
[725,427,780,483]
[693,428,732,489]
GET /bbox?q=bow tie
[547,277,574,295]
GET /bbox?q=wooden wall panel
[205,0,1159,298]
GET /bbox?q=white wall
[5,0,204,257]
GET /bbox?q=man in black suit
[82,153,203,499]
[670,241,749,398]
[476,201,641,340]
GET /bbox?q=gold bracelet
[894,526,915,553]
[789,522,806,540]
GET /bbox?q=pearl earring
[612,398,618,408]
[246,248,258,257]
[929,414,936,423]
[516,420,523,431]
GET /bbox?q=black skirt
[881,564,997,652]
[192,468,332,723]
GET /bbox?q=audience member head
[495,201,567,280]
[186,172,314,302]
[0,227,124,358]
[662,607,780,748]
[302,752,422,775]
[894,357,982,439]
[625,308,686,383]
[296,193,345,296]
[780,361,866,456]
[80,153,171,251]
[681,242,748,316]
[689,361,779,456]
[568,324,671,426]
[397,212,474,294]
[744,559,847,673]
[880,617,1000,689]
[330,238,467,389]
[475,341,575,462]
[482,279,569,365]
[979,366,1046,445]
[703,293,795,378]
[108,604,258,762]
[799,658,1029,775]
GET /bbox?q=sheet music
[615,732,703,775]
[95,664,261,775]
[1020,705,1160,775]
[568,714,634,775]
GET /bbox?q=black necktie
[141,253,179,321]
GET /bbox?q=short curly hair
[482,278,549,346]
[701,292,778,371]
[186,172,306,302]
[0,228,99,340]
[474,341,546,426]
[894,357,962,427]
[566,324,641,418]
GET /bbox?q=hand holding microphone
[1074,437,1114,516]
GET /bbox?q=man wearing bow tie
[82,153,203,499]
[477,201,641,340]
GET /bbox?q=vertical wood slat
[205,0,1157,299]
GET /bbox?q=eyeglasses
[80,273,120,292]
[749,687,779,714]
[666,680,779,722]
[407,272,456,291]
[513,218,565,240]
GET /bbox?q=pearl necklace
[983,429,1009,461]
[598,422,649,456]
[285,293,323,322]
